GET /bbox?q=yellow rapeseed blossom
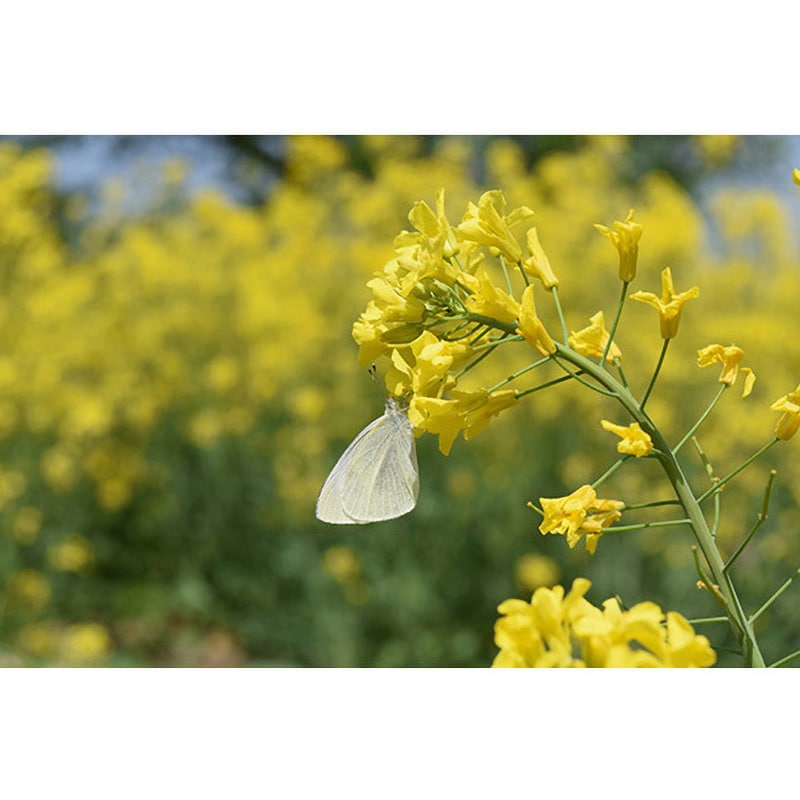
[568,311,621,362]
[770,384,800,441]
[385,331,469,399]
[411,389,518,456]
[630,267,699,339]
[697,344,756,398]
[537,484,624,554]
[492,578,716,668]
[517,284,556,356]
[522,227,559,288]
[407,188,459,258]
[461,266,521,324]
[456,189,535,263]
[793,168,800,186]
[600,419,654,457]
[594,209,643,282]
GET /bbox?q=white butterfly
[316,396,419,524]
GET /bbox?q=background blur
[0,134,798,667]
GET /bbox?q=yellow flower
[408,188,459,258]
[456,190,535,263]
[461,266,521,324]
[568,311,621,362]
[522,227,559,288]
[517,284,556,356]
[411,388,518,455]
[492,579,594,667]
[537,484,624,554]
[594,209,643,282]
[697,344,756,397]
[600,419,654,457]
[492,578,716,668]
[770,384,800,441]
[630,267,700,339]
[571,598,717,668]
[385,331,468,399]
[793,168,800,186]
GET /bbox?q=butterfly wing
[316,405,418,524]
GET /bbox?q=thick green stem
[552,342,765,666]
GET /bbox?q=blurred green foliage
[0,135,798,666]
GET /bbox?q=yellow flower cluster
[353,188,556,455]
[493,578,716,667]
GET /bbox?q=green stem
[601,281,628,367]
[553,357,617,397]
[697,438,779,504]
[487,355,552,393]
[640,338,670,411]
[498,254,514,295]
[614,358,630,390]
[725,469,776,571]
[515,373,575,399]
[688,616,729,625]
[622,499,681,511]
[551,341,765,666]
[769,649,800,668]
[470,334,523,352]
[591,456,631,489]
[750,568,800,624]
[550,286,569,343]
[608,518,691,533]
[673,384,727,455]
[692,437,721,539]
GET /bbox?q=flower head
[456,190,535,264]
[407,188,459,258]
[522,227,559,288]
[630,267,699,339]
[385,331,469,399]
[568,311,621,362]
[517,284,556,356]
[536,484,624,554]
[594,209,643,282]
[600,419,653,457]
[793,168,800,186]
[461,266,521,324]
[697,344,756,398]
[411,388,518,455]
[771,384,800,441]
[492,578,716,668]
